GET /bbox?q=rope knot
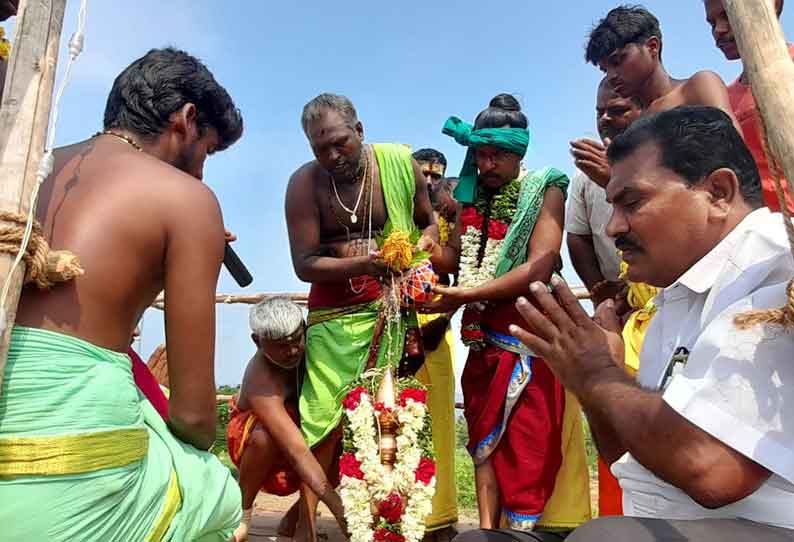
[0,211,84,289]
[734,278,794,330]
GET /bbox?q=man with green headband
[422,94,590,536]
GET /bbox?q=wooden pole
[724,0,794,329]
[149,286,592,310]
[724,0,794,208]
[0,0,67,389]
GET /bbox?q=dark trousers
[454,528,568,542]
[567,517,794,541]
[455,518,794,542]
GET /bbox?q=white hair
[249,297,305,340]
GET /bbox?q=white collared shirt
[611,208,794,529]
[565,170,622,282]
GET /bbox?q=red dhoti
[462,304,564,529]
[226,396,301,496]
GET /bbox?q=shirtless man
[226,297,346,542]
[703,0,794,212]
[285,93,436,541]
[574,5,740,188]
[0,48,244,542]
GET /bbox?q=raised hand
[570,138,611,188]
[509,276,625,396]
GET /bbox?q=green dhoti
[0,326,241,542]
[301,303,411,447]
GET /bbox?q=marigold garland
[381,230,414,271]
[437,215,449,247]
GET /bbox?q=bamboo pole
[150,291,311,310]
[150,286,592,310]
[0,0,67,390]
[724,0,794,328]
[724,0,794,208]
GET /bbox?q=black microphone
[223,243,253,287]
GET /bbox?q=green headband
[442,116,530,203]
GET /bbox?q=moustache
[716,37,735,48]
[615,236,642,253]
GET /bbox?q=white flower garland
[340,390,436,542]
[458,225,504,289]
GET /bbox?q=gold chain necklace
[94,130,143,152]
[330,146,368,224]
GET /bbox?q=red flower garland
[487,219,509,240]
[460,207,483,230]
[415,457,436,484]
[374,529,406,542]
[339,452,365,480]
[342,386,368,411]
[377,493,405,523]
[398,388,427,406]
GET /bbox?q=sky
[6,1,792,389]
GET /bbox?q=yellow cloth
[620,261,659,374]
[0,27,9,62]
[536,391,592,529]
[416,313,458,530]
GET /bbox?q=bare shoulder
[287,161,320,193]
[683,71,729,98]
[543,185,566,212]
[242,356,288,402]
[152,160,221,210]
[286,160,322,212]
[688,70,727,85]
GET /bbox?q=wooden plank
[0,0,67,390]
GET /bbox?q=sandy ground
[248,493,479,542]
[246,475,600,541]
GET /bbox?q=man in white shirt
[509,106,794,541]
[567,78,641,307]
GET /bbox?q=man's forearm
[294,255,370,283]
[580,366,707,477]
[567,233,607,291]
[465,250,558,304]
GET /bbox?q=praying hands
[508,276,627,397]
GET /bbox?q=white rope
[0,0,89,335]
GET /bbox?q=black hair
[104,47,243,151]
[586,5,663,65]
[412,148,447,167]
[598,77,643,108]
[608,106,762,207]
[474,94,528,130]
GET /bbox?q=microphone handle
[223,244,253,287]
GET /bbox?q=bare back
[16,137,226,353]
[646,71,740,133]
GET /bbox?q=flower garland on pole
[457,174,523,350]
[339,367,436,542]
